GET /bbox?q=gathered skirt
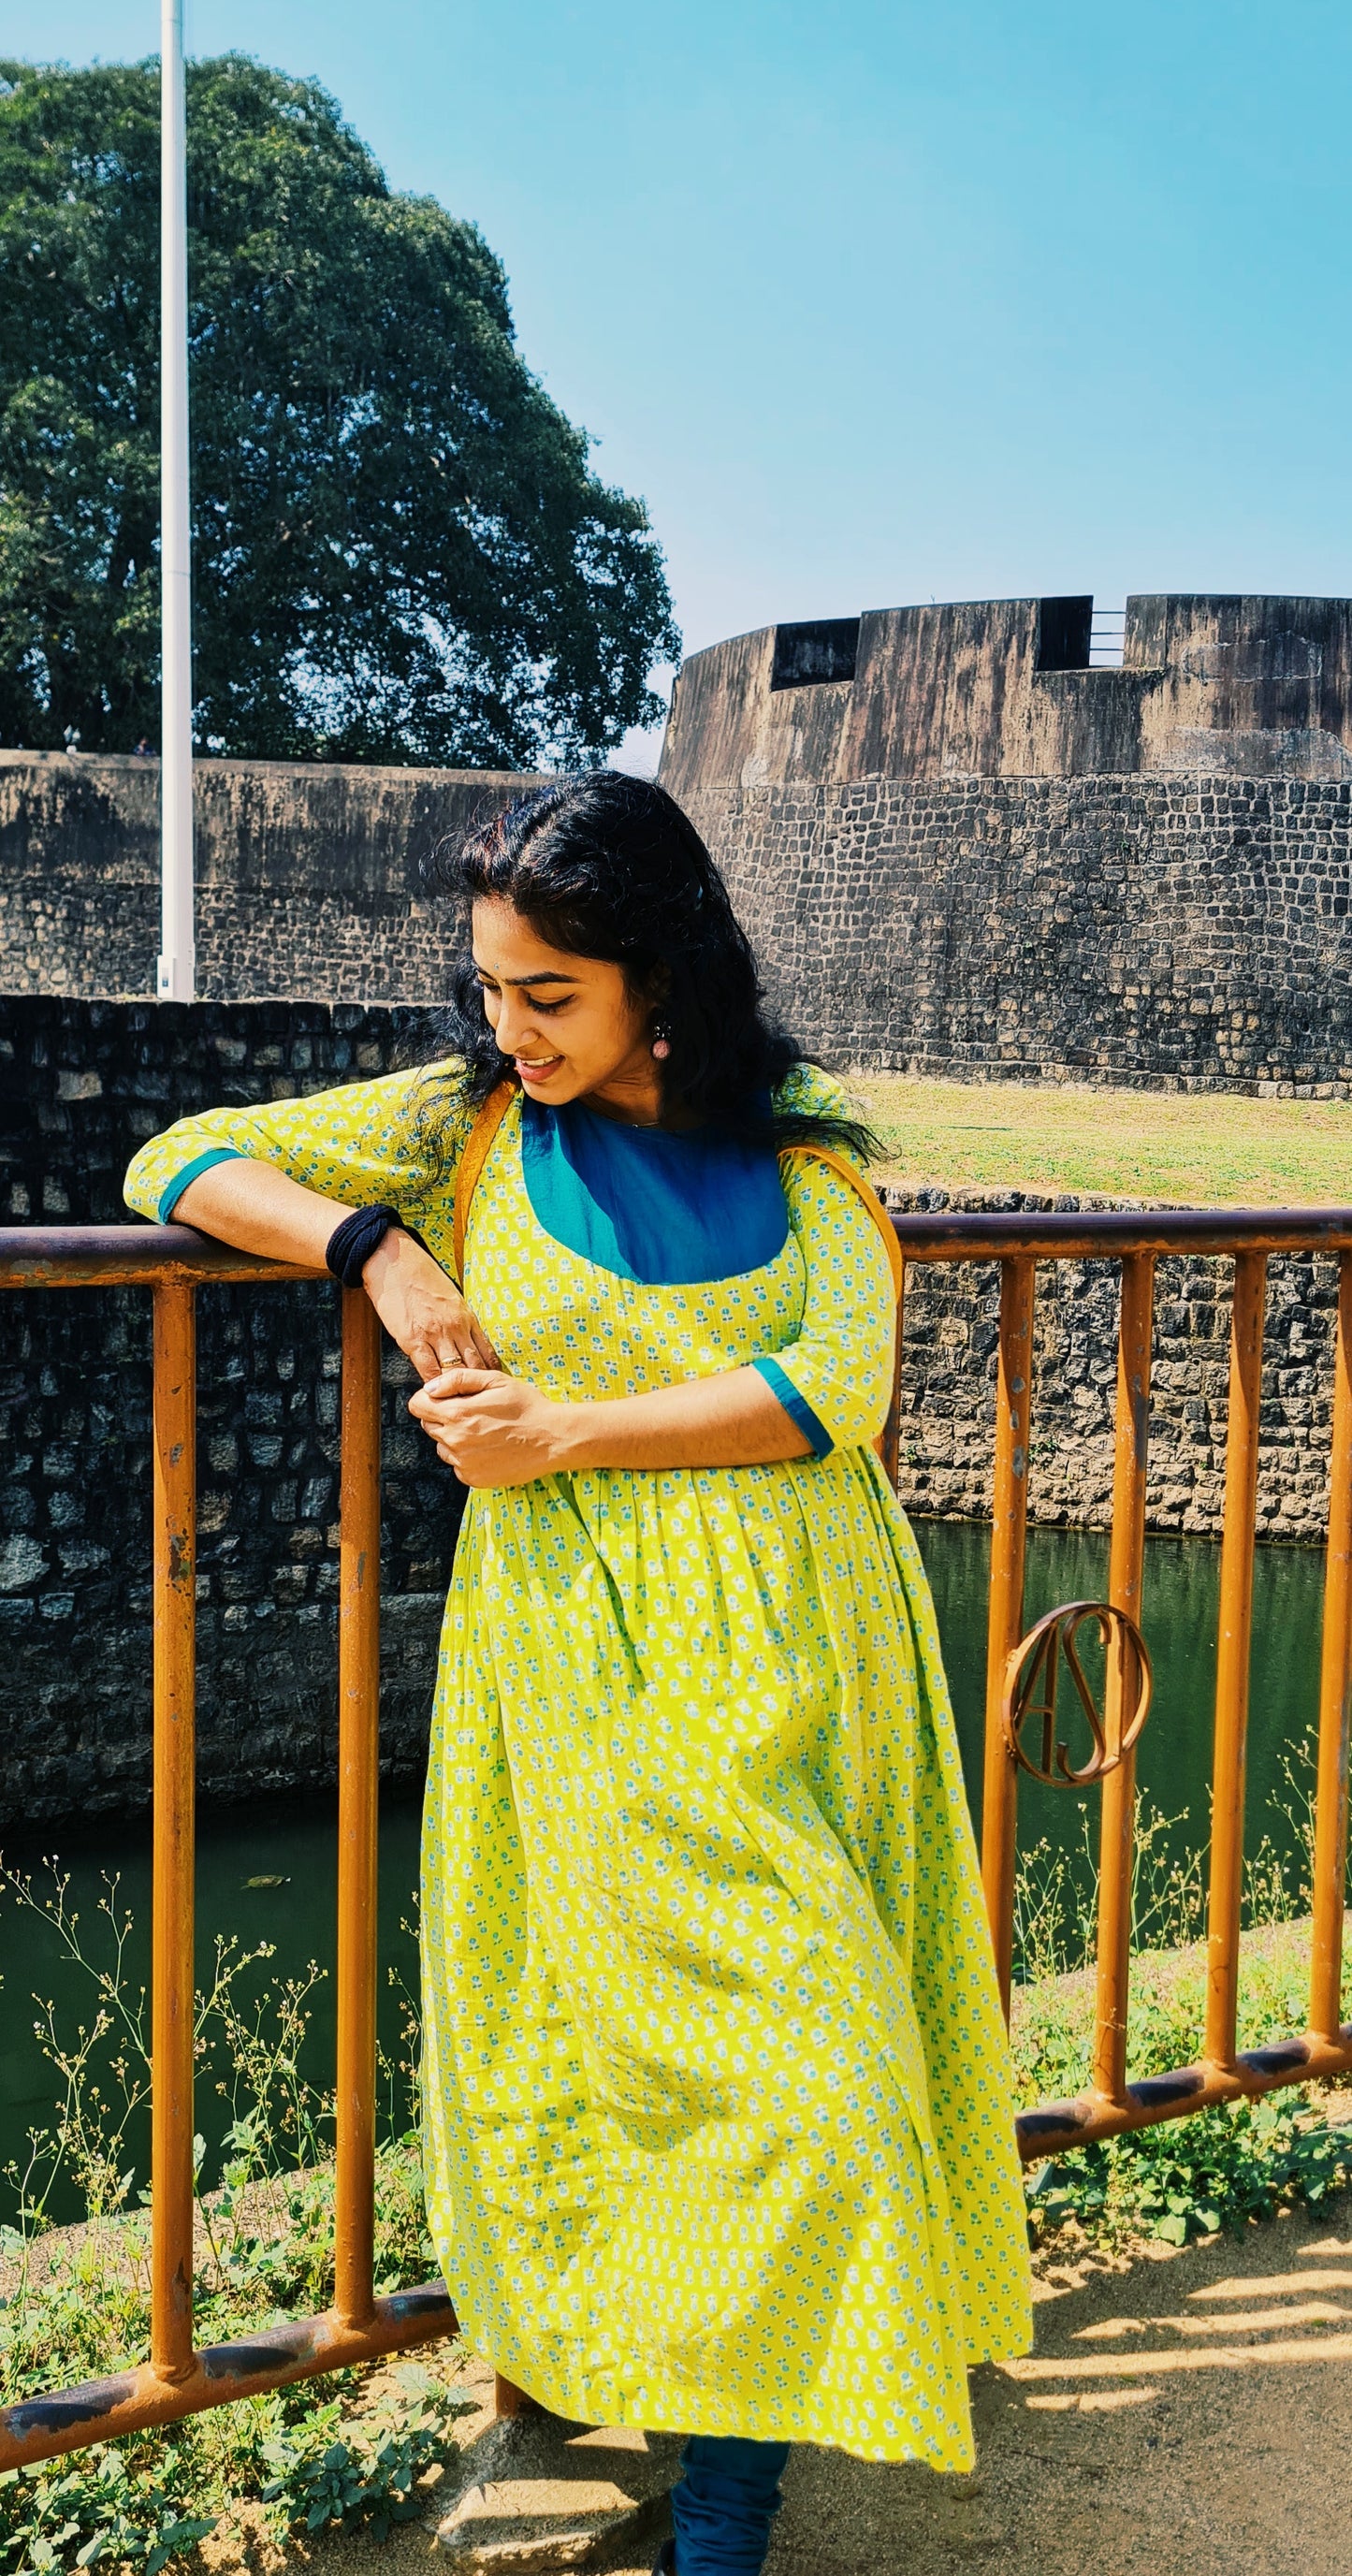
[418,1448,1032,2467]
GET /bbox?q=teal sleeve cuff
[157,1145,247,1223]
[752,1355,833,1458]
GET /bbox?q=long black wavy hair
[420,772,877,1158]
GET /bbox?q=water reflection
[0,1803,423,2231]
[915,1519,1324,1917]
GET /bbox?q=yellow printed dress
[125,1059,1032,2467]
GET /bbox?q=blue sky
[11,2,1352,759]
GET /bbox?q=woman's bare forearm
[172,1157,353,1265]
[175,1158,497,1375]
[552,1366,813,1470]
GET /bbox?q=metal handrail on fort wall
[1,1210,1350,2470]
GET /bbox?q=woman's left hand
[409,1367,574,1487]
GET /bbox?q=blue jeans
[669,2434,791,2574]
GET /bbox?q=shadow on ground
[202,2189,1352,2576]
[772,2191,1352,2576]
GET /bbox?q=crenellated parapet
[659,594,1352,798]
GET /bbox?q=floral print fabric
[125,1061,1031,2465]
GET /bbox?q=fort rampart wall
[659,594,1352,795]
[0,751,536,1001]
[656,593,1352,1093]
[7,746,1352,1094]
[7,747,1349,1086]
[684,772,1352,1094]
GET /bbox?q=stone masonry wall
[0,997,454,1826]
[7,756,1352,1096]
[686,772,1352,1094]
[889,1186,1338,1543]
[0,753,536,1002]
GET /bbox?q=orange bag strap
[452,1079,516,1283]
[778,1144,905,1478]
[778,1145,904,1304]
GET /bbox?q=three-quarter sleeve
[123,1060,473,1264]
[752,1152,896,1456]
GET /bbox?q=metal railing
[2,1209,1351,2467]
[1089,605,1127,667]
[0,1230,458,2472]
[888,1207,1352,2159]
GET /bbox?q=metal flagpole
[158,0,195,1001]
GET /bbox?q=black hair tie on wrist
[326,1203,431,1289]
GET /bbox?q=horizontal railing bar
[1017,2023,1352,2159]
[0,1224,324,1288]
[11,1213,1352,1291]
[890,1210,1352,1260]
[0,2284,458,2472]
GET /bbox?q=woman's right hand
[360,1227,500,1379]
[169,1157,498,1378]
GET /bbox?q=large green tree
[0,55,678,764]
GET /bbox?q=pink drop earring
[650,1016,673,1061]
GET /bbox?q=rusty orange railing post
[494,2372,534,2418]
[151,1282,197,2383]
[0,1229,458,2479]
[1310,1252,1352,2046]
[981,1257,1036,2019]
[1203,1251,1268,2074]
[334,1285,382,2333]
[1092,1255,1155,2106]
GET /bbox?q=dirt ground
[767,2193,1352,2576]
[196,2182,1352,2576]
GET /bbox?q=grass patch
[850,1072,1352,1203]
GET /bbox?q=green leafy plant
[0,2450,216,2575]
[0,1866,467,2574]
[258,2365,474,2543]
[1026,2090,1352,2249]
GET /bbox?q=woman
[125,776,1030,2575]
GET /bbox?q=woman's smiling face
[472,897,662,1124]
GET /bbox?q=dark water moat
[923,1518,1325,1889]
[0,1522,1326,2226]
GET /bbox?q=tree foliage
[0,54,679,764]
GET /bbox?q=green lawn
[850,1075,1352,1206]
